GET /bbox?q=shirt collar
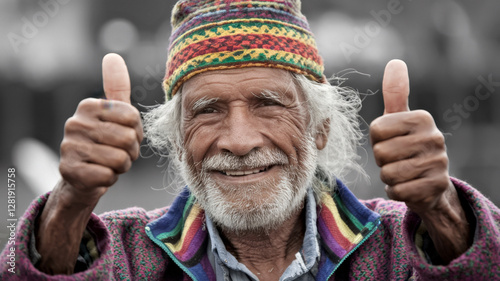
[205,187,320,277]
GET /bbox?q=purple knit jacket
[1,178,499,280]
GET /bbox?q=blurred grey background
[1,0,499,250]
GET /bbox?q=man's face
[179,68,321,232]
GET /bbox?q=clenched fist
[36,54,143,274]
[59,54,143,205]
[370,60,471,263]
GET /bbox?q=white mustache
[201,148,289,172]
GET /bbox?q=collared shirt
[205,188,321,281]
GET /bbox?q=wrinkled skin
[180,68,326,279]
[36,54,143,274]
[370,60,471,264]
[35,56,471,279]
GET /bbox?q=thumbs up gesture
[36,54,143,274]
[58,53,143,205]
[370,60,471,263]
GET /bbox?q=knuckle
[123,107,141,126]
[60,161,118,189]
[59,162,72,180]
[372,143,382,156]
[122,128,138,149]
[99,169,118,187]
[60,139,84,159]
[372,144,384,166]
[414,109,433,123]
[380,166,392,181]
[385,185,401,200]
[116,149,129,163]
[114,151,132,173]
[380,170,394,186]
[59,162,86,187]
[418,132,445,155]
[130,142,140,160]
[64,117,83,133]
[87,167,117,188]
[433,174,450,190]
[392,186,412,202]
[431,132,446,148]
[65,116,95,139]
[59,138,72,154]
[369,118,383,140]
[77,98,98,113]
[434,153,449,169]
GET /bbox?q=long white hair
[142,72,366,196]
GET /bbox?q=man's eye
[198,107,218,114]
[262,100,282,107]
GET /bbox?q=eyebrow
[191,96,219,112]
[253,90,285,103]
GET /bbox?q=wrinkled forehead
[178,67,305,105]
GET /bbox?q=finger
[102,53,131,103]
[385,178,439,205]
[384,174,451,211]
[372,132,444,167]
[380,156,434,186]
[372,135,418,167]
[75,98,144,143]
[370,109,436,144]
[370,113,411,145]
[65,119,140,160]
[95,101,144,144]
[60,139,132,173]
[82,143,132,174]
[383,59,410,114]
[60,161,118,189]
[85,122,140,160]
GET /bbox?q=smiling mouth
[219,166,272,176]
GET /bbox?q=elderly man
[1,0,499,280]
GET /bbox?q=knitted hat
[163,0,325,99]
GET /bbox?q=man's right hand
[58,53,143,206]
[36,53,143,275]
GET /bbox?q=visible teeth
[224,168,263,176]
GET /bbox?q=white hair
[142,73,366,196]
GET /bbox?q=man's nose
[216,107,266,156]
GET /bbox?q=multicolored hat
[163,0,325,99]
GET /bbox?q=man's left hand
[370,60,471,263]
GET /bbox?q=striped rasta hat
[163,0,325,99]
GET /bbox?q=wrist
[35,180,99,274]
[54,179,105,209]
[416,182,472,264]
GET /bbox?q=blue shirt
[205,188,320,281]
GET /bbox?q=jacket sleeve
[0,192,115,280]
[403,177,500,280]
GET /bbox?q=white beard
[180,135,318,232]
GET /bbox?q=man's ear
[314,119,330,150]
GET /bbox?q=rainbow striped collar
[315,179,381,280]
[145,179,381,281]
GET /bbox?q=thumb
[382,59,410,114]
[102,53,131,103]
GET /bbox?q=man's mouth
[219,166,272,176]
